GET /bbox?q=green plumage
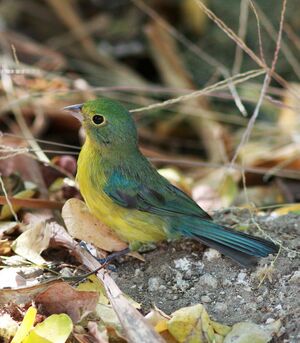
[67,97,278,267]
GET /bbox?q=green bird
[64,98,278,267]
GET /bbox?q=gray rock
[201,295,212,303]
[289,270,300,284]
[148,277,164,292]
[214,302,228,312]
[198,274,218,289]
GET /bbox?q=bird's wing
[104,170,211,219]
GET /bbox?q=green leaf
[23,314,73,343]
[11,306,37,343]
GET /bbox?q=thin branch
[130,69,265,113]
[230,0,287,165]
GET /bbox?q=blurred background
[1,0,300,214]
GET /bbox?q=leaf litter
[0,1,300,342]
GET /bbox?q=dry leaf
[62,198,127,252]
[12,221,51,264]
[35,282,99,323]
[167,304,230,343]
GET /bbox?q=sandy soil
[111,209,300,342]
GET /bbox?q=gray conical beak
[63,103,83,122]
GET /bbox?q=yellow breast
[76,138,166,244]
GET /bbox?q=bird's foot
[97,247,131,266]
[79,241,130,271]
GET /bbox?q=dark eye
[92,115,105,125]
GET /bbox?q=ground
[111,209,300,342]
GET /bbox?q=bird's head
[64,98,138,148]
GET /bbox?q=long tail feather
[179,219,278,267]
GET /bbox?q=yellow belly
[76,142,166,244]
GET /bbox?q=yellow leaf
[76,275,109,305]
[223,321,281,343]
[11,306,37,343]
[271,204,300,216]
[155,320,168,333]
[211,321,231,336]
[23,314,73,343]
[168,304,229,343]
[145,307,170,334]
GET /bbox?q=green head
[64,98,138,148]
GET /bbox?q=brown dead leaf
[0,239,12,255]
[0,136,48,198]
[62,198,127,252]
[87,321,110,343]
[35,282,99,323]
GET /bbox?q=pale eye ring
[92,114,105,125]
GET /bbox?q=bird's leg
[97,247,131,265]
[79,241,131,270]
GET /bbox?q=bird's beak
[63,103,83,122]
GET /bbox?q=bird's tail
[179,219,278,267]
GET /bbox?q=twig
[232,0,249,75]
[0,175,19,222]
[130,69,265,113]
[253,0,300,79]
[51,224,165,343]
[132,0,247,116]
[195,0,300,103]
[0,196,63,210]
[248,0,266,65]
[230,0,287,166]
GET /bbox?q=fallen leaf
[76,275,108,305]
[145,306,170,333]
[62,198,128,252]
[223,320,281,343]
[96,303,124,337]
[271,203,300,216]
[11,306,37,343]
[35,282,99,323]
[22,313,73,343]
[167,304,231,343]
[12,221,51,264]
[0,221,19,238]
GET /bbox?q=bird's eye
[92,115,105,125]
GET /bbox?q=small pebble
[198,274,218,289]
[289,270,300,284]
[214,302,227,312]
[203,248,221,261]
[265,318,275,324]
[257,296,264,303]
[148,277,163,292]
[201,295,212,303]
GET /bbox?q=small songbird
[64,98,278,267]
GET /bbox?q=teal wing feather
[104,170,211,219]
[104,170,278,267]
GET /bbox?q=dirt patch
[111,209,300,342]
